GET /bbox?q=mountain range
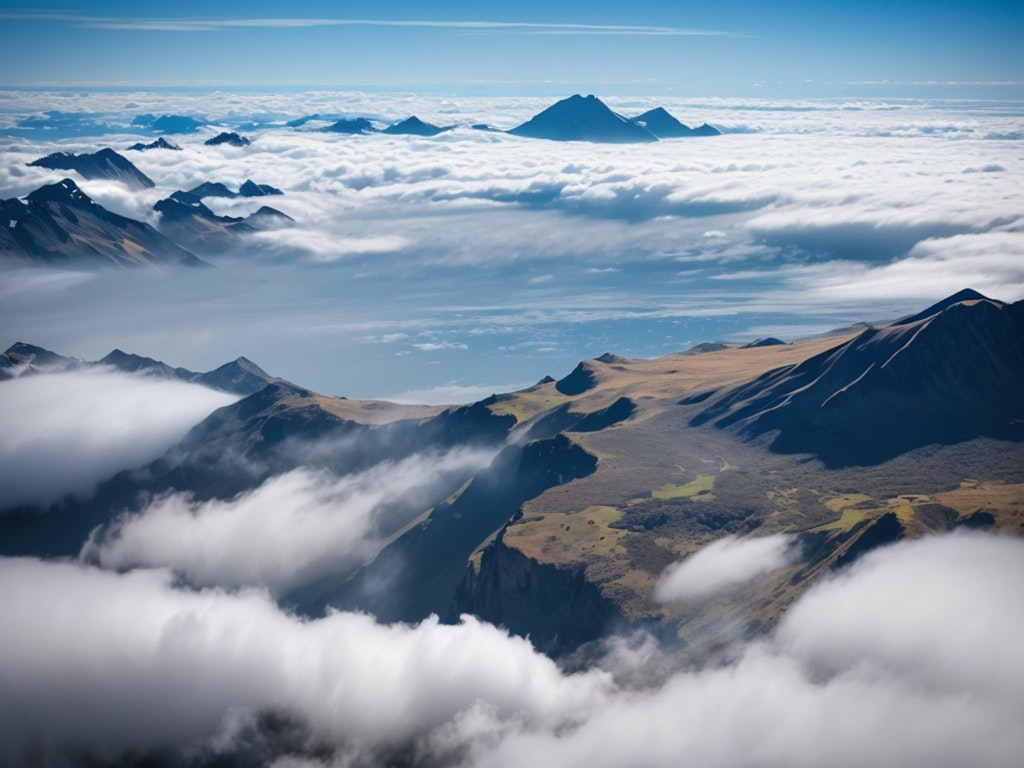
[2,289,1020,656]
[153,190,292,253]
[27,148,155,189]
[0,341,274,395]
[0,179,205,267]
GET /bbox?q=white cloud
[0,557,611,764]
[1,532,1021,766]
[86,447,495,593]
[0,369,238,509]
[413,341,469,352]
[654,534,797,601]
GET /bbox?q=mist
[1,532,1020,766]
[0,368,238,509]
[85,446,496,593]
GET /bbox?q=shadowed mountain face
[0,179,204,267]
[630,107,721,138]
[185,180,283,199]
[127,137,181,151]
[383,116,449,136]
[133,114,204,133]
[27,148,155,189]
[510,94,658,143]
[153,190,291,252]
[1,340,274,394]
[692,292,1024,466]
[204,131,250,147]
[323,117,377,134]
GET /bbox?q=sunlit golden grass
[653,474,715,499]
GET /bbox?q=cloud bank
[0,369,238,509]
[86,447,495,593]
[1,532,1020,766]
[2,93,1022,399]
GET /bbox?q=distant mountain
[99,348,276,395]
[133,114,204,134]
[185,181,238,199]
[0,179,204,268]
[692,291,1024,465]
[741,337,786,349]
[204,131,250,147]
[629,107,721,138]
[245,206,294,229]
[324,117,378,134]
[127,137,181,151]
[383,117,451,136]
[287,114,323,128]
[185,180,283,199]
[239,180,283,197]
[153,190,290,252]
[2,341,274,395]
[509,94,658,143]
[0,342,79,378]
[27,148,155,190]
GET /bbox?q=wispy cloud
[0,11,737,36]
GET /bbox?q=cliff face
[451,530,623,657]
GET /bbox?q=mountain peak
[25,178,92,207]
[894,288,995,326]
[509,94,658,143]
[384,116,448,136]
[27,148,155,189]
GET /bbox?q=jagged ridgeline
[1,290,1021,657]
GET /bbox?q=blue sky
[1,1,1022,95]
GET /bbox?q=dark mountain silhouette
[239,180,283,197]
[99,348,275,395]
[689,123,723,136]
[383,116,450,136]
[204,131,250,147]
[153,191,290,251]
[186,181,238,199]
[127,137,181,151]
[509,94,658,143]
[630,107,721,138]
[286,114,323,128]
[185,180,283,199]
[692,291,1024,466]
[28,148,155,189]
[0,342,79,378]
[133,114,204,134]
[741,337,786,349]
[245,206,294,228]
[153,191,253,252]
[323,117,378,134]
[0,179,204,267]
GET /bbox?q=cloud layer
[2,92,1022,399]
[654,533,796,601]
[86,447,495,593]
[1,532,1020,766]
[0,369,238,509]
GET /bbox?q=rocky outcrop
[451,532,623,657]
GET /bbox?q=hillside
[1,290,1021,657]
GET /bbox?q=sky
[1,1,1023,97]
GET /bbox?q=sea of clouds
[1,91,1021,399]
